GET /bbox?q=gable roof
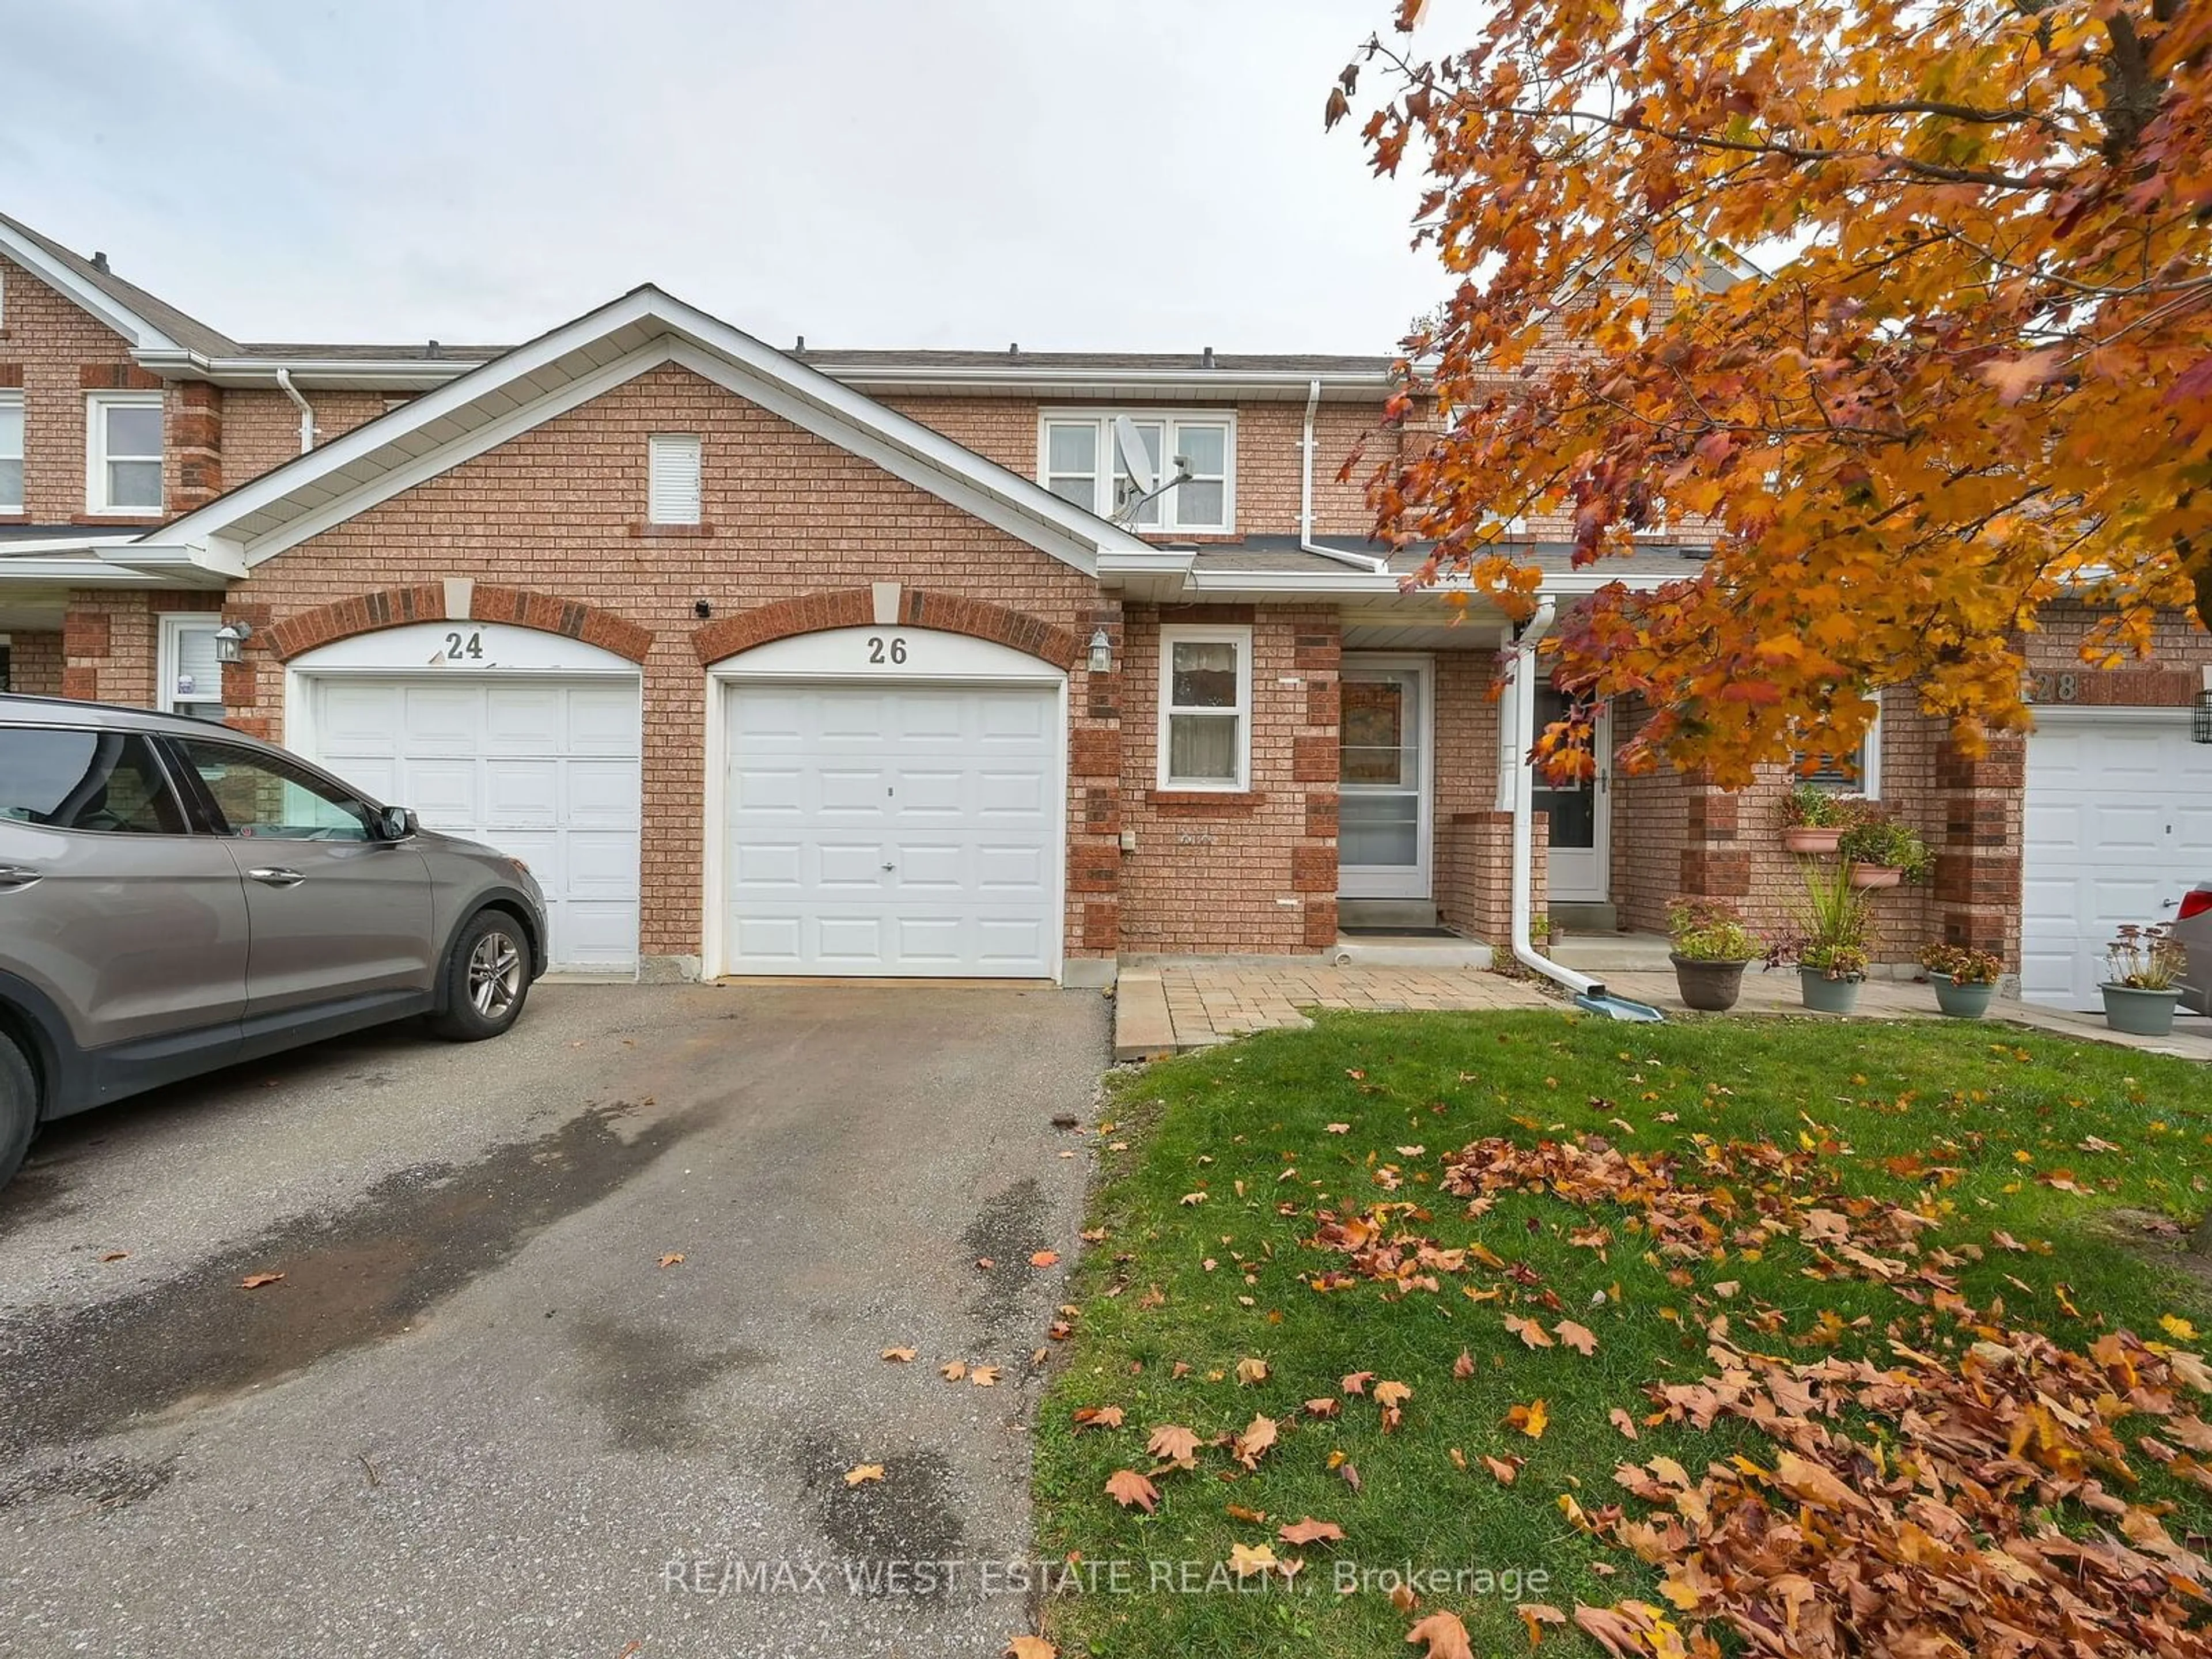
[147,285,1158,577]
[0,211,239,357]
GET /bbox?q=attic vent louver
[649,434,703,526]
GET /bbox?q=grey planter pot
[1799,968,1863,1015]
[1929,972,1997,1020]
[2101,983,2183,1037]
[1671,955,1749,1012]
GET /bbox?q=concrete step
[1548,932,1676,974]
[1111,968,1177,1062]
[1338,898,1442,931]
[1328,935,1495,969]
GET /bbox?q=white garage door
[308,676,643,974]
[725,682,1060,977]
[2022,710,2212,1009]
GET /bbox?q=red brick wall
[1118,604,1340,953]
[213,361,1113,968]
[3,629,62,694]
[0,255,161,526]
[220,387,395,487]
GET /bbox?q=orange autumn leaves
[1333,0,2212,785]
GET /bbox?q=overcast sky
[0,1,1469,355]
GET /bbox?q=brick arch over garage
[691,587,1081,668]
[266,584,654,664]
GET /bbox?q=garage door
[2021,710,2212,1009]
[724,682,1060,977]
[305,674,643,974]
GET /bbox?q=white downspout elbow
[276,368,317,453]
[1298,377,1389,574]
[1509,597,1600,997]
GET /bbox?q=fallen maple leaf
[657,1252,685,1269]
[880,1347,917,1363]
[1236,1357,1270,1385]
[1608,1408,1640,1441]
[970,1365,1003,1387]
[1554,1320,1598,1356]
[1325,1123,1351,1134]
[1228,1541,1279,1577]
[1506,1314,1556,1350]
[1179,1192,1207,1206]
[2164,1315,2200,1343]
[1105,1469,1159,1512]
[1225,1501,1267,1522]
[240,1272,285,1290]
[1232,1414,1279,1471]
[1031,1249,1060,1268]
[1406,1609,1474,1659]
[1342,1370,1375,1395]
[1518,1603,1567,1646]
[1005,1637,1056,1659]
[1453,1347,1475,1379]
[941,1361,968,1381]
[1071,1404,1124,1431]
[1304,1397,1341,1419]
[1374,1380,1412,1407]
[1279,1516,1344,1546]
[844,1463,884,1487]
[1506,1399,1550,1439]
[1148,1424,1202,1469]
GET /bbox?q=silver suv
[0,694,548,1190]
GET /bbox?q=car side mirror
[377,805,419,842]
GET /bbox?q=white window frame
[1156,623,1252,791]
[1037,410,1237,535]
[647,431,702,526]
[85,389,165,516]
[1797,696,1882,798]
[158,612,225,719]
[0,389,22,513]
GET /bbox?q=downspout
[1508,599,1661,1018]
[1299,378,1389,573]
[275,368,317,454]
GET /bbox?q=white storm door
[1338,662,1431,900]
[2021,710,2212,1009]
[309,677,643,973]
[725,683,1059,977]
[1532,685,1609,902]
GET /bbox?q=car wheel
[426,910,532,1041]
[0,1032,36,1192]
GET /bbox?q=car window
[171,738,374,843]
[0,728,189,834]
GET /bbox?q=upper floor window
[648,433,702,525]
[0,392,21,513]
[1039,411,1234,534]
[86,391,164,514]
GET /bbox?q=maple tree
[1333,0,2212,782]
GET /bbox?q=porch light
[213,621,252,664]
[1088,627,1113,675]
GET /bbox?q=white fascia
[0,225,180,353]
[132,349,483,392]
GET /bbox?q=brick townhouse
[1,210,2206,1007]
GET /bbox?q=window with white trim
[648,433,702,525]
[0,391,21,513]
[1157,624,1252,790]
[86,391,164,514]
[1795,698,1882,797]
[158,613,225,722]
[1039,411,1234,533]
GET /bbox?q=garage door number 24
[865,635,908,666]
[442,630,486,661]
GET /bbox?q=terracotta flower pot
[1669,955,1749,1012]
[1784,827,1844,854]
[1849,864,1902,889]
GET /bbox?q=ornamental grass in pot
[1919,942,2003,1020]
[1835,810,1932,889]
[2101,923,2187,1037]
[1765,862,1875,1014]
[1666,898,1762,1012]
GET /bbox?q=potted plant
[1919,942,2003,1020]
[1666,898,1762,1012]
[1836,810,1932,889]
[2101,923,2187,1036]
[1764,862,1874,1014]
[1781,784,1859,854]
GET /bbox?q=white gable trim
[0,222,180,353]
[156,286,1148,575]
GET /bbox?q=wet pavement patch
[794,1431,964,1594]
[0,1102,704,1460]
[960,1177,1049,1334]
[570,1316,772,1452]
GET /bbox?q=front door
[1532,687,1609,902]
[1338,660,1431,900]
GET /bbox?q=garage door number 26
[865,635,908,666]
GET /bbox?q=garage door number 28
[865,635,908,666]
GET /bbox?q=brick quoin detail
[691,587,1081,668]
[268,584,653,664]
[1290,843,1337,893]
[1680,847,1752,897]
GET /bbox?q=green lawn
[1032,1012,2212,1657]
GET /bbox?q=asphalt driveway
[0,982,1109,1658]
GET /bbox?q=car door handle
[247,867,306,888]
[0,865,41,890]
[2162,897,2179,909]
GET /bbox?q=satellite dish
[1111,415,1156,496]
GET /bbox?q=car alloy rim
[468,930,523,1018]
